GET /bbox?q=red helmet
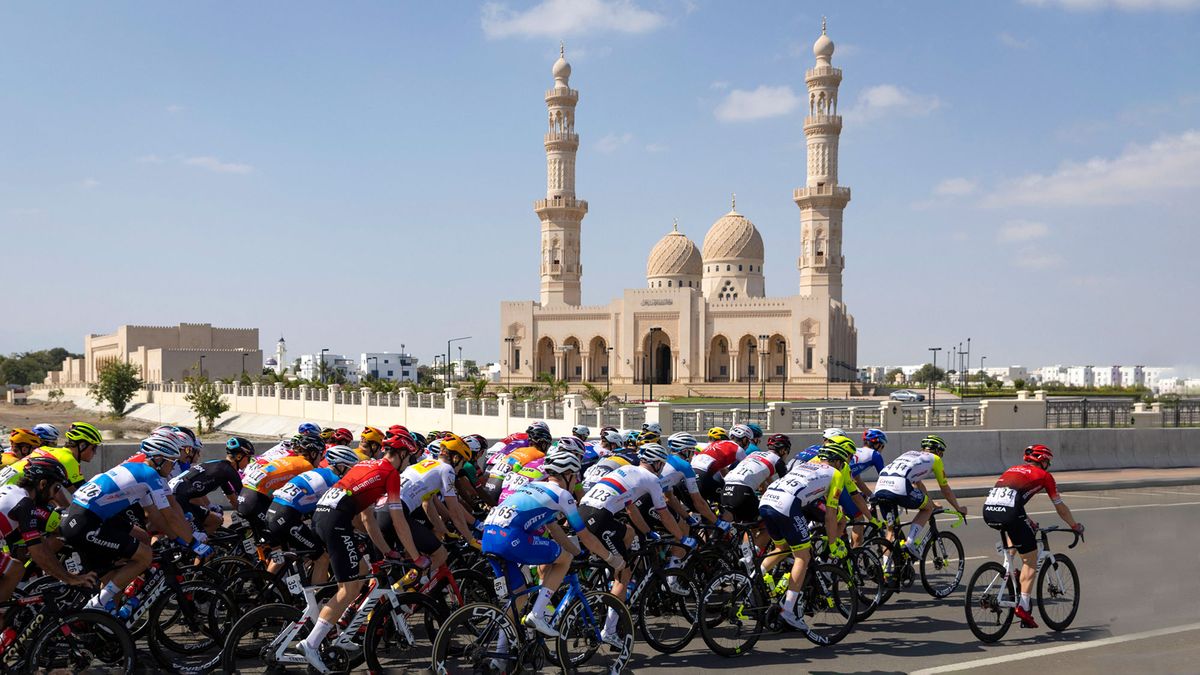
[331,428,354,445]
[1024,444,1053,465]
[388,424,409,437]
[382,430,418,455]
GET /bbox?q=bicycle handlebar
[1039,525,1085,548]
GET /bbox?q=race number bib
[73,482,104,505]
[242,464,268,487]
[875,476,907,495]
[0,466,20,485]
[984,487,1018,508]
[317,487,349,508]
[274,482,304,504]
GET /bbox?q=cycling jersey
[127,451,188,480]
[850,446,886,480]
[505,446,544,473]
[485,434,530,473]
[319,459,403,514]
[0,485,46,546]
[242,456,313,495]
[72,462,172,520]
[485,481,586,533]
[579,464,667,513]
[723,451,785,491]
[581,455,633,492]
[170,460,243,502]
[659,455,699,494]
[875,450,947,495]
[985,464,1061,512]
[690,440,746,475]
[1,451,25,467]
[498,458,545,504]
[399,459,458,511]
[253,445,296,466]
[758,461,851,514]
[272,467,340,514]
[0,447,87,487]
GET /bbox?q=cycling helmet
[298,422,322,437]
[382,431,418,455]
[527,425,553,446]
[707,427,728,442]
[823,436,857,463]
[638,430,661,446]
[822,428,846,441]
[225,436,256,456]
[427,430,443,440]
[920,434,948,454]
[330,428,354,445]
[325,445,361,468]
[319,427,336,441]
[469,434,489,453]
[766,434,792,454]
[65,422,103,446]
[8,429,40,448]
[439,434,472,463]
[601,429,623,446]
[527,421,550,435]
[543,450,582,476]
[31,424,60,446]
[387,424,409,436]
[174,426,202,450]
[361,426,384,444]
[427,439,443,457]
[863,428,888,446]
[747,423,764,440]
[410,431,428,449]
[638,443,669,465]
[729,425,754,443]
[1024,444,1053,465]
[141,434,183,460]
[293,434,325,459]
[556,436,587,457]
[571,425,590,440]
[22,456,68,485]
[600,425,619,436]
[642,422,663,435]
[462,434,483,456]
[667,432,698,454]
[622,430,640,448]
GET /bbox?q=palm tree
[582,382,614,409]
[537,372,568,400]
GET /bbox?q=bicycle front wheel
[364,591,446,674]
[147,580,237,674]
[964,562,1015,643]
[430,602,522,675]
[219,603,301,674]
[863,536,901,605]
[799,563,858,646]
[921,531,965,598]
[849,546,885,621]
[556,590,635,674]
[1038,553,1080,631]
[634,568,699,654]
[697,571,767,657]
[28,608,136,674]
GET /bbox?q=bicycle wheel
[219,603,302,673]
[697,571,767,657]
[430,602,524,675]
[863,536,901,604]
[964,562,1016,643]
[634,568,699,654]
[555,590,634,674]
[798,563,858,646]
[849,546,885,621]
[226,568,291,608]
[147,580,237,673]
[1037,554,1080,631]
[27,609,136,673]
[453,567,499,606]
[364,591,446,674]
[921,531,965,598]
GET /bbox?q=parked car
[889,389,925,402]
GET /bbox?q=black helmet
[225,436,256,456]
[23,456,68,485]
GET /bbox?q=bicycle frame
[989,532,1062,609]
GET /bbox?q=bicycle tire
[430,602,524,675]
[921,531,965,598]
[863,535,902,604]
[634,568,699,654]
[849,546,885,621]
[1037,553,1080,631]
[799,563,858,646]
[364,591,446,674]
[27,608,136,674]
[555,590,635,674]
[964,562,1016,643]
[219,603,302,674]
[697,570,767,657]
[453,566,499,606]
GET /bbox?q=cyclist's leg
[306,507,366,653]
[0,553,23,604]
[776,501,814,613]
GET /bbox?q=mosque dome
[552,55,571,82]
[265,358,278,367]
[647,223,702,278]
[813,32,834,59]
[702,209,764,263]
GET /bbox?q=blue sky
[2,1,1198,372]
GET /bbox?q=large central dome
[702,209,764,262]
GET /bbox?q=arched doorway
[588,336,609,383]
[563,337,582,382]
[535,337,556,378]
[737,335,757,382]
[766,334,787,382]
[643,330,672,385]
[708,335,730,382]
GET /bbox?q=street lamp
[319,347,330,384]
[819,356,830,401]
[928,347,942,409]
[504,337,516,389]
[979,355,987,397]
[747,341,757,417]
[648,327,662,402]
[966,337,972,397]
[605,346,614,392]
[446,336,471,388]
[779,339,788,403]
[757,335,769,409]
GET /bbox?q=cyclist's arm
[658,506,687,541]
[576,528,615,564]
[851,491,871,520]
[938,483,967,515]
[359,508,395,558]
[544,521,580,556]
[623,502,654,535]
[28,540,94,587]
[665,492,690,521]
[421,497,450,538]
[443,495,479,547]
[854,475,872,499]
[1054,500,1079,529]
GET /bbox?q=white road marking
[1134,489,1200,497]
[910,621,1200,674]
[1058,493,1121,500]
[1027,500,1200,516]
[963,555,989,561]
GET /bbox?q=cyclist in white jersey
[719,434,793,523]
[873,434,968,554]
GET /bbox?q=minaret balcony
[534,197,589,213]
[794,186,851,203]
[805,66,843,82]
[545,87,579,101]
[544,131,580,144]
[804,114,842,131]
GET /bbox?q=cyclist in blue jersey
[482,449,619,638]
[62,434,211,612]
[265,445,360,585]
[658,432,724,528]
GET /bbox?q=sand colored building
[46,323,262,384]
[499,26,858,397]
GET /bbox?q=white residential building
[360,352,418,383]
[858,366,885,383]
[299,353,358,383]
[984,366,1029,385]
[1119,365,1145,388]
[1092,366,1120,388]
[1065,366,1094,388]
[1035,365,1068,385]
[1144,367,1172,392]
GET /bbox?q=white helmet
[822,427,846,441]
[729,424,754,443]
[324,445,360,468]
[140,434,182,460]
[638,443,669,465]
[463,435,483,455]
[642,422,663,435]
[557,437,588,456]
[571,424,590,439]
[543,450,582,476]
[667,432,698,455]
[602,429,623,446]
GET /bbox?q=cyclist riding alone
[3,429,41,466]
[169,436,255,536]
[873,434,969,555]
[983,444,1084,629]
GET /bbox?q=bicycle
[965,525,1083,643]
[431,554,634,674]
[624,536,701,654]
[0,583,136,673]
[864,506,966,602]
[696,521,858,657]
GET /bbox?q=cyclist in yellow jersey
[2,429,41,467]
[873,434,968,555]
[0,423,100,506]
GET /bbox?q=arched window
[668,280,673,287]
[726,265,731,271]
[738,264,743,271]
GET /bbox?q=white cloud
[1013,249,1064,269]
[482,0,666,38]
[714,85,800,122]
[136,154,164,164]
[983,129,1200,207]
[933,177,978,196]
[1021,0,1200,10]
[595,132,633,153]
[997,32,1030,49]
[166,104,185,113]
[997,220,1050,242]
[184,156,254,174]
[81,178,100,189]
[845,84,941,123]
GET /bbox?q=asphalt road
[628,484,1200,674]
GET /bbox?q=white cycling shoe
[292,642,331,674]
[522,611,559,638]
[780,609,810,632]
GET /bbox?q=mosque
[498,23,858,398]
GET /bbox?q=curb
[932,474,1200,499]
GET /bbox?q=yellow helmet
[439,433,471,462]
[360,426,384,444]
[707,427,728,441]
[822,435,857,463]
[638,430,661,446]
[65,422,103,446]
[8,428,41,448]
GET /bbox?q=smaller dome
[265,358,278,366]
[552,56,571,82]
[813,33,834,59]
[702,209,764,262]
[647,223,702,278]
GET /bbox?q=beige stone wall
[75,323,259,383]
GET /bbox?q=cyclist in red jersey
[690,425,753,502]
[982,444,1084,629]
[299,430,427,671]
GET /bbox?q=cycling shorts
[719,484,760,523]
[579,505,627,559]
[375,504,441,556]
[265,502,323,556]
[874,480,927,519]
[482,524,561,567]
[759,501,812,552]
[60,505,140,572]
[237,489,274,536]
[982,505,1038,554]
[312,506,363,583]
[696,470,724,503]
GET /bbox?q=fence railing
[1162,400,1200,427]
[1046,399,1134,428]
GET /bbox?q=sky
[2,0,1198,373]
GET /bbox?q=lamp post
[446,336,471,389]
[966,337,972,398]
[757,334,769,409]
[241,352,249,380]
[779,339,788,403]
[199,354,206,380]
[747,342,756,417]
[640,354,646,402]
[605,346,613,392]
[458,346,464,380]
[368,356,379,381]
[504,337,516,390]
[928,347,941,409]
[319,348,329,384]
[819,356,830,401]
[979,355,987,397]
[648,327,662,402]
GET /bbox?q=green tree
[582,382,614,408]
[88,360,143,416]
[46,388,65,402]
[1013,378,1027,391]
[911,363,945,384]
[537,372,568,400]
[465,377,490,399]
[185,374,230,433]
[885,367,905,384]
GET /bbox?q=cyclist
[328,428,354,449]
[301,433,428,671]
[482,449,619,637]
[455,434,490,510]
[238,434,322,536]
[873,434,968,556]
[3,429,41,466]
[661,432,723,527]
[358,426,385,460]
[499,436,572,504]
[571,425,590,443]
[580,434,638,493]
[720,433,793,523]
[690,424,752,502]
[982,444,1084,628]
[169,436,255,536]
[642,422,663,436]
[265,445,360,585]
[747,423,764,447]
[391,433,479,572]
[31,424,60,450]
[0,422,102,506]
[134,426,201,478]
[63,434,210,612]
[757,440,858,630]
[483,423,552,503]
[595,427,623,458]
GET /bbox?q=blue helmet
[863,428,888,446]
[298,422,322,437]
[747,423,764,440]
[31,424,60,446]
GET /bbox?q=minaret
[535,43,588,306]
[274,336,287,376]
[795,18,850,302]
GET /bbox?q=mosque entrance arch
[642,330,672,385]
